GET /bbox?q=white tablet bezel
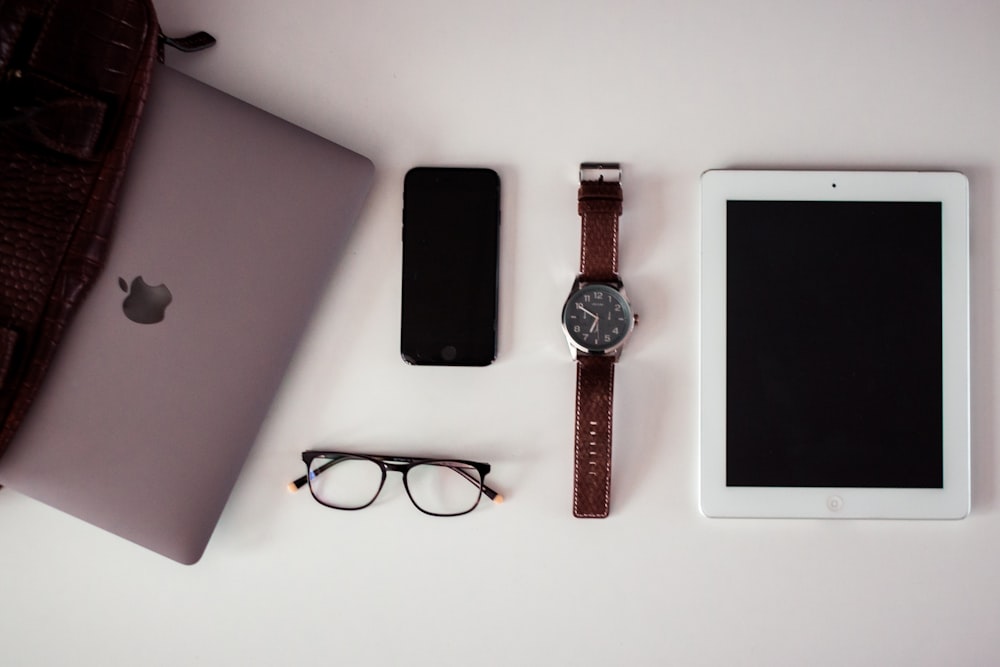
[700,170,970,519]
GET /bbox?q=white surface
[2,1,999,665]
[700,170,970,519]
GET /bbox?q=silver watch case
[561,278,637,360]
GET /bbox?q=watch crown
[633,313,639,326]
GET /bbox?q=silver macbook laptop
[0,66,374,564]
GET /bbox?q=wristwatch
[560,163,637,518]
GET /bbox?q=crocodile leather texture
[0,0,159,458]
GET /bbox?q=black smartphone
[401,167,500,366]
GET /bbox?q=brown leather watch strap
[573,354,615,518]
[577,179,623,282]
[570,164,625,519]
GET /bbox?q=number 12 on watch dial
[562,284,634,353]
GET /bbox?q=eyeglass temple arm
[286,460,504,504]
[452,465,504,504]
[287,456,340,493]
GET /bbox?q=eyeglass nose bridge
[383,462,411,474]
[382,462,425,511]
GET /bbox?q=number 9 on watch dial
[561,284,634,354]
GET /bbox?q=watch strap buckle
[579,163,622,184]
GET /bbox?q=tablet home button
[827,496,844,512]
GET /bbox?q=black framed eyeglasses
[288,451,504,517]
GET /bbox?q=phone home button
[827,495,844,512]
[440,345,457,362]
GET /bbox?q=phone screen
[401,167,500,366]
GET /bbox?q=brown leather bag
[0,0,212,460]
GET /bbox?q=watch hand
[575,303,598,319]
[589,318,599,333]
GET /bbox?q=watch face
[562,284,633,353]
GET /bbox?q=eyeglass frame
[288,450,503,517]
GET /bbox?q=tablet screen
[726,200,943,489]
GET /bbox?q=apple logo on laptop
[118,276,172,324]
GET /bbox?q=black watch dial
[562,284,633,353]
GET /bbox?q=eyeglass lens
[307,455,484,515]
[308,456,383,509]
[405,461,483,515]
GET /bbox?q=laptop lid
[0,66,374,564]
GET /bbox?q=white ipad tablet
[700,170,970,519]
